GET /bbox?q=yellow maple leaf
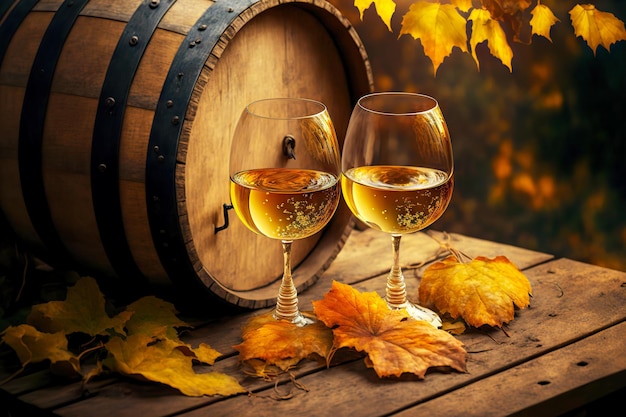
[27,277,132,337]
[104,334,245,397]
[451,0,473,13]
[469,8,514,71]
[569,4,626,55]
[1,324,81,376]
[399,1,468,75]
[418,255,532,328]
[125,296,189,339]
[530,3,560,42]
[313,281,467,379]
[355,0,396,31]
[233,311,333,377]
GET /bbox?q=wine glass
[341,92,453,327]
[229,98,341,327]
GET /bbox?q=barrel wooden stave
[0,0,373,309]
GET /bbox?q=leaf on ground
[400,1,468,75]
[2,324,80,375]
[125,296,189,339]
[233,311,333,378]
[419,255,532,328]
[27,277,132,337]
[355,0,396,31]
[104,334,244,397]
[468,8,513,71]
[313,281,467,379]
[530,3,560,42]
[569,4,626,55]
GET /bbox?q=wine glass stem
[386,234,408,308]
[274,240,301,322]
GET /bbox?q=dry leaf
[27,277,131,337]
[1,277,237,397]
[530,3,560,42]
[2,324,80,374]
[313,281,466,378]
[469,8,514,71]
[570,4,626,54]
[419,255,532,328]
[233,312,333,377]
[400,1,468,75]
[355,0,396,31]
[104,334,245,397]
[124,296,189,339]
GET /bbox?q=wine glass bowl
[341,92,454,327]
[229,98,341,326]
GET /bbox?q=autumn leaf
[27,276,132,337]
[1,276,234,396]
[1,324,80,373]
[569,4,626,55]
[313,281,466,379]
[355,0,396,31]
[469,8,514,71]
[530,3,560,42]
[104,334,245,397]
[125,296,189,339]
[233,311,333,377]
[451,0,473,14]
[400,1,468,75]
[419,255,532,328]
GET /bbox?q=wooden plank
[0,229,556,416]
[394,322,626,417]
[315,229,554,286]
[179,259,626,416]
[24,256,623,417]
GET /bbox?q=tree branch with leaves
[351,0,626,74]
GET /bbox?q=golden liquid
[230,168,340,240]
[342,165,453,234]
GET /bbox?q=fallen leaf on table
[27,276,132,337]
[313,281,467,379]
[104,334,245,397]
[419,255,532,329]
[1,324,81,378]
[1,277,236,396]
[233,312,333,378]
[124,296,190,339]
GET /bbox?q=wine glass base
[388,301,443,328]
[273,310,316,327]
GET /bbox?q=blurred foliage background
[330,0,626,271]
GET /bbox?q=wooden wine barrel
[0,0,373,310]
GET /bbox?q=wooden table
[2,228,626,417]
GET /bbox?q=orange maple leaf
[399,1,468,75]
[569,4,626,55]
[418,255,532,328]
[233,312,334,377]
[313,281,467,378]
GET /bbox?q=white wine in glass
[341,92,454,327]
[229,98,341,326]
